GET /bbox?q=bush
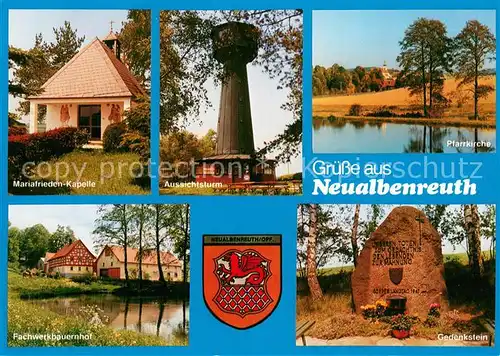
[103,122,128,153]
[71,273,97,285]
[424,315,439,327]
[8,127,27,136]
[390,314,415,331]
[365,108,395,117]
[348,104,362,116]
[468,115,487,121]
[277,172,302,181]
[8,127,89,180]
[428,303,441,318]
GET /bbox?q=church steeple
[103,21,121,61]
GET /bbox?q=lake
[28,294,189,343]
[313,119,496,153]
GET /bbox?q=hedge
[8,127,28,136]
[8,127,90,180]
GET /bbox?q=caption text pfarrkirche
[309,158,480,196]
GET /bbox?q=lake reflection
[28,294,189,342]
[313,119,496,153]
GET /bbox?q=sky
[313,10,497,69]
[8,10,302,176]
[9,204,100,254]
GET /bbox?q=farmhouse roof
[44,252,55,261]
[29,37,146,100]
[100,245,182,267]
[48,240,96,261]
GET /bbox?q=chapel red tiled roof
[29,37,146,100]
[104,246,182,267]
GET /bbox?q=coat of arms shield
[389,267,404,285]
[203,234,281,329]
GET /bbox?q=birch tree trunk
[464,204,484,279]
[351,204,360,267]
[306,204,323,301]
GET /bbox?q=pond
[313,119,496,153]
[28,294,189,343]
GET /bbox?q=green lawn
[10,150,149,195]
[8,272,183,346]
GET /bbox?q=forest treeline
[313,18,496,120]
[8,204,190,287]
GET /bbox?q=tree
[131,205,151,289]
[297,205,350,274]
[350,204,360,267]
[121,96,151,162]
[13,22,84,119]
[454,20,496,120]
[19,224,50,267]
[398,18,452,117]
[152,205,170,283]
[480,205,496,259]
[464,204,484,279]
[157,10,302,163]
[421,205,448,232]
[48,225,76,252]
[171,205,190,284]
[8,222,21,267]
[306,204,323,300]
[49,21,86,69]
[160,129,216,180]
[8,47,32,97]
[358,205,385,248]
[119,10,152,89]
[93,205,135,285]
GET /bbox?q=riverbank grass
[314,115,496,129]
[9,271,119,299]
[8,272,185,346]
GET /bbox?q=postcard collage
[2,3,499,355]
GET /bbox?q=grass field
[7,272,183,346]
[296,293,485,341]
[297,251,495,341]
[313,76,496,123]
[9,150,149,195]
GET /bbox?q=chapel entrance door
[78,105,102,140]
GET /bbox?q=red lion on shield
[213,249,272,317]
[216,250,268,285]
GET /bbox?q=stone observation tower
[195,22,276,184]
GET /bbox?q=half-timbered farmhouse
[45,240,96,277]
